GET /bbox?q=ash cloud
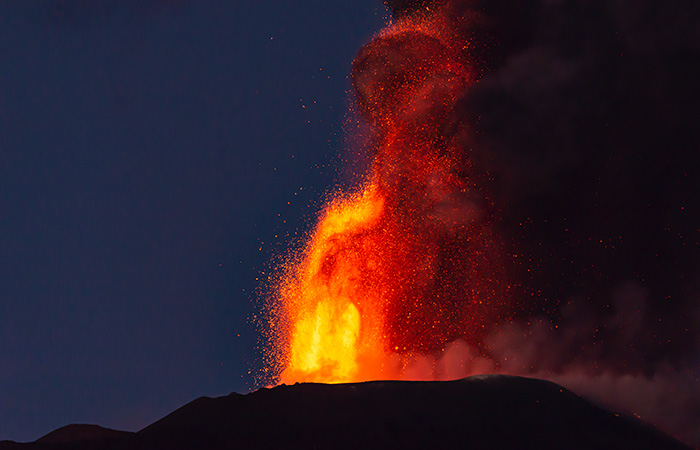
[373,0,700,446]
[383,0,448,18]
[378,0,700,367]
[461,0,700,367]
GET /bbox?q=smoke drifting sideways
[263,0,700,445]
[378,0,700,446]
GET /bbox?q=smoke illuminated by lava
[268,6,513,384]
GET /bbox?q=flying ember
[269,5,512,384]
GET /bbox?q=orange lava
[270,6,510,384]
[279,185,389,383]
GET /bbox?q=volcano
[0,375,692,450]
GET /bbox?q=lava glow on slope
[268,6,512,384]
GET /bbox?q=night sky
[0,1,388,441]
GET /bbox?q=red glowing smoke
[266,5,514,384]
[260,0,700,445]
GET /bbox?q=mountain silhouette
[0,375,692,449]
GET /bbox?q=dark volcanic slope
[35,425,134,444]
[0,375,691,450]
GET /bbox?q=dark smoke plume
[357,0,700,445]
[383,0,446,18]
[375,0,700,369]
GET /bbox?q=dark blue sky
[0,1,388,441]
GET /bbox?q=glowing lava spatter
[280,185,389,383]
[271,6,510,384]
